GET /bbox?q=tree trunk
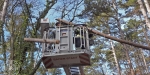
[143,0,150,16]
[0,0,8,22]
[124,45,134,75]
[117,20,134,75]
[141,25,150,74]
[140,49,149,74]
[137,0,150,30]
[0,0,9,74]
[111,1,134,74]
[133,48,142,75]
[110,40,121,75]
[9,25,14,75]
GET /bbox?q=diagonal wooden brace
[24,38,60,44]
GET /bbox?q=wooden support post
[24,38,60,44]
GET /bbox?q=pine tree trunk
[140,49,149,74]
[143,0,150,16]
[133,49,142,75]
[112,1,134,74]
[137,0,150,30]
[115,8,134,75]
[110,40,121,75]
[142,25,150,74]
[117,20,134,74]
[124,46,134,75]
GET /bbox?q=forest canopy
[0,0,150,75]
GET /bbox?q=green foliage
[82,0,150,74]
[82,0,113,19]
[124,19,142,41]
[105,50,114,61]
[125,0,136,6]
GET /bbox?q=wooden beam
[24,38,60,44]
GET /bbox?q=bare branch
[36,0,57,31]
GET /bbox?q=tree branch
[36,0,57,31]
[29,59,42,75]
